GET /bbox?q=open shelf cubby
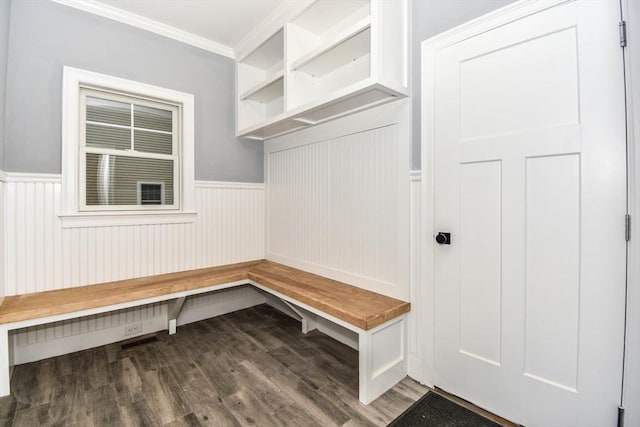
[236,0,408,140]
[237,29,285,131]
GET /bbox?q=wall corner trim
[51,0,235,59]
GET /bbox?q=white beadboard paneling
[407,170,423,381]
[11,286,266,364]
[267,142,329,265]
[0,173,4,302]
[327,127,397,284]
[4,175,265,294]
[3,173,265,364]
[266,100,411,300]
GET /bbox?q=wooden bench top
[0,261,262,325]
[0,260,410,330]
[249,261,410,330]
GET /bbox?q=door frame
[621,0,640,425]
[417,0,638,421]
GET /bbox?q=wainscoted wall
[265,101,411,301]
[3,173,266,363]
[0,173,5,302]
[4,175,264,294]
[407,171,423,381]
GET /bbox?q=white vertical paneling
[328,126,397,284]
[268,142,329,265]
[266,117,409,299]
[0,175,4,302]
[407,170,423,381]
[4,177,264,294]
[3,174,265,363]
[524,154,580,391]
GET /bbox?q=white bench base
[0,279,407,405]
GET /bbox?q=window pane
[134,105,172,132]
[86,153,174,206]
[86,123,131,151]
[86,97,130,126]
[134,130,172,155]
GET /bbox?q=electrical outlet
[124,323,142,336]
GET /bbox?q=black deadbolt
[435,232,451,245]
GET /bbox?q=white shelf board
[293,0,369,36]
[290,17,371,77]
[240,70,284,103]
[237,78,408,140]
[240,28,284,70]
[238,116,310,140]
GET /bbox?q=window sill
[59,211,197,228]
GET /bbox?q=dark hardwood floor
[0,304,427,426]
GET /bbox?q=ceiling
[91,0,290,53]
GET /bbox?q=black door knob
[435,232,451,245]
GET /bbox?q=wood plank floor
[0,304,428,426]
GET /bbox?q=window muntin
[79,88,180,211]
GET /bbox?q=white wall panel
[328,127,398,284]
[3,173,265,364]
[267,143,329,265]
[0,175,4,302]
[407,171,423,381]
[266,101,411,301]
[4,176,264,294]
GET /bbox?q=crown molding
[235,0,313,61]
[51,0,235,59]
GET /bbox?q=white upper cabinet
[236,0,407,140]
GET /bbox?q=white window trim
[61,66,196,228]
[137,180,166,205]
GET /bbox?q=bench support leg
[0,326,9,397]
[358,315,407,405]
[167,297,187,335]
[280,299,317,334]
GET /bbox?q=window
[81,89,177,210]
[62,67,195,227]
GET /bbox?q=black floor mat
[388,392,503,427]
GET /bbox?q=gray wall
[4,0,263,182]
[410,0,516,169]
[0,0,11,170]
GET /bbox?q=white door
[424,1,627,426]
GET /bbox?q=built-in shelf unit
[236,0,407,140]
[237,29,285,132]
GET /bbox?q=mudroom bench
[0,260,410,404]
